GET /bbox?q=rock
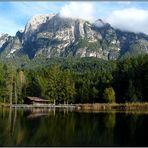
[0,13,148,60]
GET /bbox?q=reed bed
[76,102,148,111]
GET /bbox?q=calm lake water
[0,107,148,146]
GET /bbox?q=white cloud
[59,2,95,22]
[106,8,148,34]
[1,2,148,36]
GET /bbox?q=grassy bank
[76,102,148,111]
[1,102,148,112]
[0,103,10,107]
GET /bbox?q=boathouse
[24,97,50,104]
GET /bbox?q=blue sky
[1,1,148,35]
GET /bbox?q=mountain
[0,13,148,62]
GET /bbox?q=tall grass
[77,102,148,111]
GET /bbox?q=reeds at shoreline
[76,102,148,111]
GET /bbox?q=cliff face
[0,13,148,60]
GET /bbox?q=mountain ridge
[0,13,148,61]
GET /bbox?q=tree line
[0,54,148,104]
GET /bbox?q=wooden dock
[11,104,77,109]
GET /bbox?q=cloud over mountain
[59,2,95,22]
[1,2,148,35]
[106,8,148,34]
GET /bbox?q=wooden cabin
[24,97,50,104]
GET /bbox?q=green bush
[103,87,116,103]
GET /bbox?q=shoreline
[76,102,148,111]
[1,102,148,112]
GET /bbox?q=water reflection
[0,107,148,146]
[104,113,116,129]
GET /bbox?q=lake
[0,107,148,146]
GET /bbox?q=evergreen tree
[125,80,138,102]
[26,71,42,97]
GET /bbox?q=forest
[0,54,148,104]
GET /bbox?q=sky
[1,1,148,35]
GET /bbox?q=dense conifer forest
[0,54,148,104]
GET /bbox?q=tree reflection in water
[0,108,148,146]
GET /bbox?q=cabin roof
[24,96,49,102]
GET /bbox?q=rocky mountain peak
[0,33,8,37]
[0,13,148,61]
[94,19,108,28]
[0,33,10,49]
[23,13,56,41]
[24,14,56,32]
